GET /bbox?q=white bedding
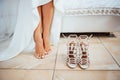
[54,0,120,13]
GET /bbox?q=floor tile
[53,70,120,80]
[0,33,120,80]
[0,45,57,69]
[23,70,53,80]
[113,32,120,38]
[99,36,120,67]
[55,37,119,70]
[0,69,25,80]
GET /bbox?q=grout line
[21,70,27,80]
[0,68,54,70]
[98,37,120,68]
[0,68,119,71]
[51,69,120,71]
[52,44,59,80]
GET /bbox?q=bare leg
[34,6,46,59]
[42,1,54,52]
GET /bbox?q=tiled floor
[0,32,120,80]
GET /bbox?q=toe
[40,54,45,59]
[45,52,48,55]
[34,53,41,59]
[46,49,52,54]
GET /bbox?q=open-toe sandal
[66,34,78,69]
[78,35,90,69]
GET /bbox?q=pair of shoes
[66,34,91,69]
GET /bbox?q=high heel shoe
[78,35,90,69]
[66,34,78,69]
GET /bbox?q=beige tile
[0,45,57,69]
[55,37,119,70]
[23,70,53,80]
[89,41,119,70]
[53,70,120,80]
[99,36,120,66]
[113,32,120,38]
[0,69,25,80]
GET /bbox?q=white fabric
[0,0,19,42]
[32,0,52,8]
[0,0,52,61]
[54,0,120,13]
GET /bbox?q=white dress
[0,0,52,61]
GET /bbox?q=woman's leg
[42,1,54,52]
[34,6,46,59]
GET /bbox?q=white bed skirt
[62,15,120,32]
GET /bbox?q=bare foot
[43,35,51,53]
[35,39,46,59]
